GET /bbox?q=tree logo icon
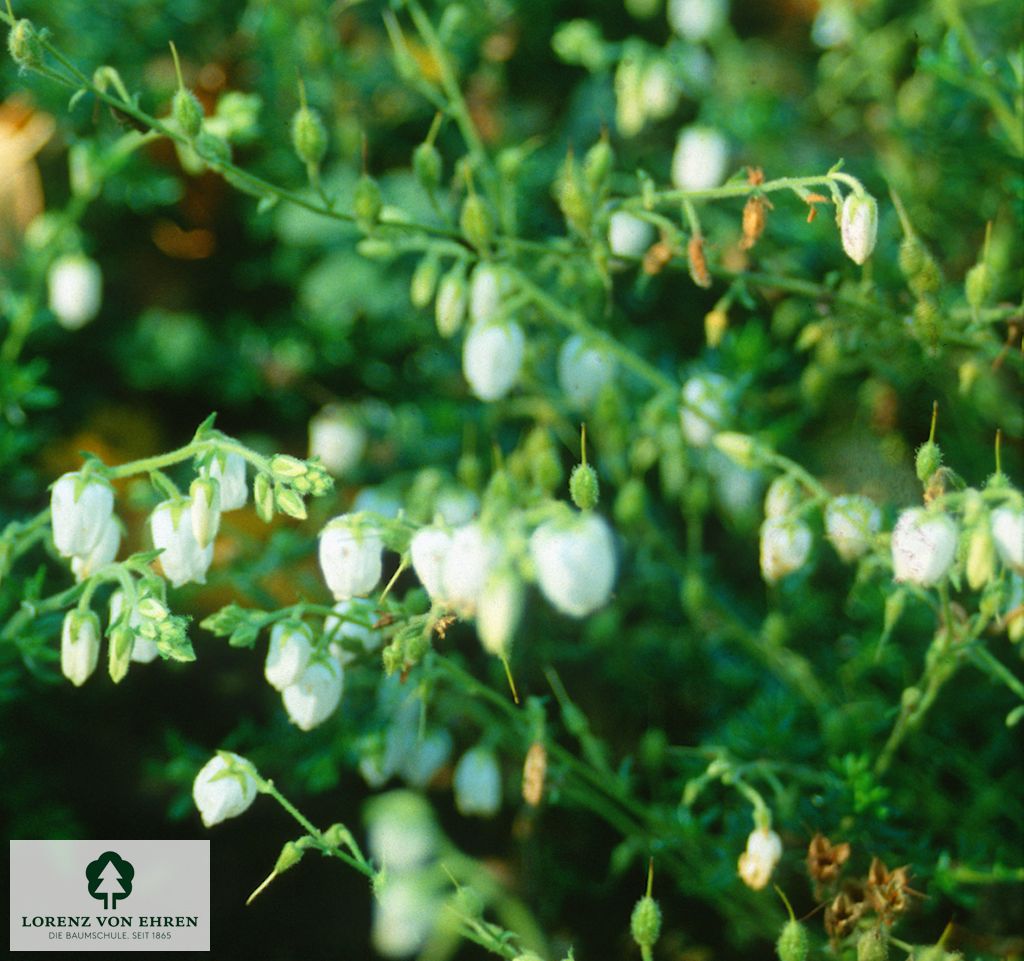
[85,851,135,909]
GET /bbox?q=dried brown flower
[807,833,852,886]
[865,857,915,920]
[521,741,547,807]
[687,234,711,288]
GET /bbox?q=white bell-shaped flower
[48,253,102,330]
[371,872,440,959]
[442,523,501,616]
[891,508,957,586]
[463,321,525,401]
[325,598,381,665]
[667,0,727,42]
[469,263,513,325]
[208,451,248,511]
[530,513,617,618]
[764,476,801,520]
[264,621,314,691]
[671,126,729,192]
[991,506,1024,572]
[825,495,881,562]
[399,729,453,789]
[608,211,655,261]
[282,658,343,731]
[366,790,440,872]
[453,746,502,817]
[679,372,731,447]
[192,752,257,828]
[309,406,366,478]
[318,515,383,600]
[51,471,114,559]
[737,826,783,890]
[435,488,479,526]
[61,609,100,687]
[70,513,121,582]
[476,569,523,657]
[410,527,452,603]
[150,500,214,588]
[641,60,680,120]
[558,335,615,410]
[759,517,813,583]
[839,192,879,265]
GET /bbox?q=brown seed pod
[521,741,547,807]
[643,239,673,276]
[687,234,711,288]
[807,833,851,886]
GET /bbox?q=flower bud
[192,752,257,827]
[680,372,731,447]
[70,513,121,582]
[462,321,525,401]
[915,440,942,483]
[460,193,493,252]
[558,335,615,410]
[453,746,502,817]
[777,919,809,961]
[857,927,889,961]
[570,463,600,512]
[530,513,616,617]
[667,0,727,41]
[557,153,591,235]
[413,141,442,193]
[966,523,996,590]
[207,452,247,511]
[713,431,757,467]
[435,266,468,338]
[109,590,159,664]
[476,569,523,657]
[410,253,440,309]
[583,138,613,196]
[671,125,728,192]
[107,622,134,684]
[189,477,221,550]
[840,192,879,265]
[737,826,783,890]
[442,523,500,616]
[318,514,384,600]
[825,494,881,562]
[291,105,327,167]
[61,609,100,687]
[309,405,366,478]
[469,263,513,325]
[354,174,382,232]
[608,211,654,261]
[282,658,344,730]
[705,307,728,347]
[264,620,314,691]
[630,896,662,950]
[760,517,813,583]
[891,507,958,586]
[47,254,103,330]
[51,471,115,559]
[764,476,801,519]
[991,506,1024,572]
[965,261,990,309]
[8,18,43,69]
[410,526,452,603]
[173,88,204,139]
[253,472,274,523]
[151,499,214,587]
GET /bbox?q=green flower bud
[435,265,468,338]
[630,895,662,949]
[840,192,878,265]
[557,154,591,236]
[354,174,382,233]
[569,463,600,511]
[915,440,942,483]
[194,131,231,168]
[271,454,308,478]
[898,237,925,279]
[173,88,204,139]
[254,473,274,523]
[8,19,43,69]
[857,927,889,961]
[777,920,809,961]
[410,254,440,309]
[965,262,990,309]
[614,477,646,527]
[966,523,996,590]
[453,884,484,919]
[583,139,613,196]
[273,840,305,875]
[460,193,493,252]
[274,484,307,521]
[291,105,328,168]
[108,623,135,685]
[413,141,442,193]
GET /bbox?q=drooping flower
[760,517,813,583]
[469,263,513,325]
[264,620,314,691]
[667,0,728,42]
[607,211,655,261]
[891,508,957,586]
[50,471,114,559]
[764,476,802,520]
[150,499,214,588]
[679,372,731,447]
[737,826,783,890]
[453,746,502,817]
[476,569,524,657]
[282,658,344,731]
[530,513,616,618]
[192,752,258,828]
[60,609,100,687]
[365,790,440,872]
[208,451,248,511]
[410,527,452,603]
[558,335,615,410]
[308,406,366,478]
[47,254,102,330]
[991,506,1024,572]
[825,495,882,563]
[318,515,383,600]
[839,192,878,265]
[462,321,525,401]
[371,873,440,959]
[671,126,728,192]
[442,523,501,616]
[70,513,121,582]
